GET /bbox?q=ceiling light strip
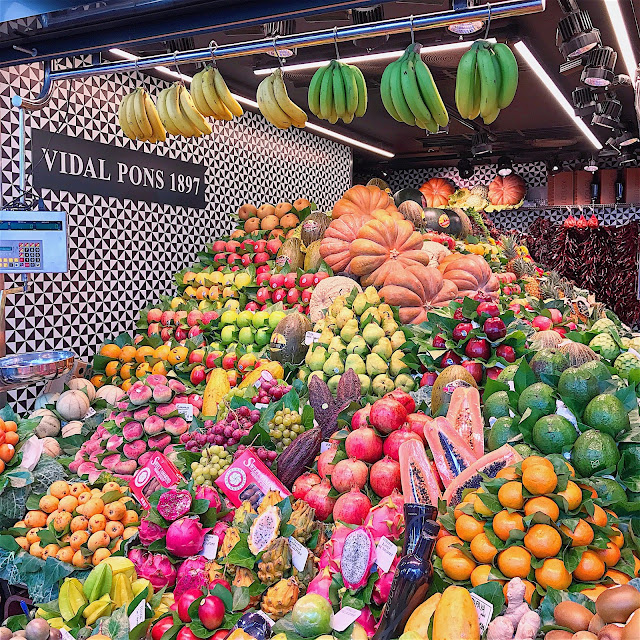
[108,48,393,157]
[513,41,602,149]
[603,0,638,79]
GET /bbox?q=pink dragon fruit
[340,527,376,591]
[212,521,229,540]
[165,517,208,557]
[365,490,405,543]
[138,517,167,545]
[128,549,176,590]
[157,489,192,521]
[319,523,352,572]
[307,567,332,604]
[357,607,377,638]
[195,485,222,512]
[174,555,213,600]
[372,556,399,606]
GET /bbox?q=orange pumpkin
[319,212,371,272]
[379,265,459,324]
[420,178,455,208]
[349,218,430,287]
[332,185,397,219]
[438,254,500,299]
[488,174,526,206]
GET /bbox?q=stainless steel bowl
[0,350,75,385]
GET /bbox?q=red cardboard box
[600,169,616,205]
[548,171,574,205]
[131,452,184,509]
[573,170,592,205]
[624,167,640,203]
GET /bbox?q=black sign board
[32,129,206,209]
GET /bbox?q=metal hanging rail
[17,0,545,110]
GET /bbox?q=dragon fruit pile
[69,374,197,482]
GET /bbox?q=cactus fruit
[257,537,291,585]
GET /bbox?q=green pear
[394,373,416,393]
[305,345,327,371]
[383,319,399,336]
[372,374,395,396]
[352,293,368,317]
[358,374,371,395]
[372,337,393,359]
[340,318,359,343]
[318,328,334,347]
[313,319,327,332]
[327,375,341,394]
[390,330,407,350]
[297,366,310,382]
[336,307,355,329]
[378,303,394,321]
[328,299,345,318]
[323,351,345,377]
[308,371,326,384]
[362,307,381,325]
[363,322,385,346]
[328,336,347,353]
[366,352,389,377]
[390,350,409,377]
[364,286,381,304]
[345,353,366,375]
[347,336,368,356]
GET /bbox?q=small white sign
[60,630,74,640]
[288,536,310,571]
[255,610,275,626]
[305,331,322,345]
[129,598,146,630]
[176,403,194,422]
[255,403,269,410]
[331,606,362,632]
[84,407,97,419]
[507,381,515,391]
[469,593,493,636]
[200,534,219,560]
[375,536,397,574]
[320,441,333,453]
[556,398,578,428]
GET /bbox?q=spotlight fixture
[581,46,617,87]
[458,158,474,179]
[591,98,622,129]
[605,136,621,154]
[448,0,485,35]
[556,9,601,60]
[351,5,388,50]
[263,21,296,58]
[584,156,598,172]
[620,151,637,166]
[572,87,599,116]
[497,156,513,176]
[547,156,561,174]
[471,132,492,156]
[613,130,640,147]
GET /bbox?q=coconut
[558,340,600,367]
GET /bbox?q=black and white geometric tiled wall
[0,61,352,412]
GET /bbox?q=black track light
[620,151,636,166]
[614,130,639,147]
[458,158,474,179]
[471,132,492,156]
[547,156,561,174]
[497,156,513,176]
[591,98,622,129]
[572,87,598,116]
[581,46,617,87]
[556,9,601,60]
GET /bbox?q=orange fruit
[91,374,107,388]
[595,542,621,568]
[610,527,624,549]
[524,497,560,522]
[87,531,110,551]
[497,547,531,579]
[70,515,89,532]
[72,550,90,568]
[120,362,135,380]
[579,483,598,499]
[56,547,75,564]
[50,481,70,499]
[605,569,630,585]
[92,548,111,565]
[521,456,554,472]
[558,481,582,510]
[442,550,476,581]
[123,526,138,540]
[41,544,60,560]
[58,495,78,513]
[522,464,557,495]
[436,535,463,559]
[82,498,105,518]
[100,344,121,359]
[470,533,498,563]
[504,580,536,604]
[168,346,189,365]
[88,514,107,532]
[105,361,121,377]
[105,521,124,539]
[587,505,607,527]
[119,345,137,363]
[4,421,17,433]
[135,346,155,363]
[69,530,90,550]
[581,585,607,601]
[4,432,18,446]
[474,494,494,517]
[122,510,140,526]
[524,524,562,559]
[498,482,524,509]
[0,443,15,462]
[455,514,485,542]
[70,483,89,497]
[496,466,519,481]
[573,550,605,582]
[561,519,594,547]
[634,554,640,577]
[493,510,525,542]
[15,537,29,551]
[470,564,495,587]
[53,511,72,532]
[39,495,59,514]
[24,510,47,528]
[30,542,44,558]
[0,460,5,474]
[535,558,572,590]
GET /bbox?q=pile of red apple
[253,269,330,313]
[146,308,218,343]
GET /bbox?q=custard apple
[614,352,640,379]
[629,337,640,351]
[589,333,620,361]
[591,318,616,333]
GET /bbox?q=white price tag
[84,407,97,419]
[628,347,640,359]
[556,399,578,428]
[129,598,146,630]
[255,403,269,410]
[305,331,322,345]
[60,630,74,640]
[200,534,219,560]
[288,536,310,571]
[375,536,397,574]
[320,441,334,453]
[469,593,493,636]
[176,403,194,422]
[508,409,516,418]
[255,610,275,626]
[507,381,515,391]
[331,606,362,632]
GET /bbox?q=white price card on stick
[288,536,310,571]
[129,598,146,630]
[331,606,362,632]
[60,631,74,640]
[199,534,219,560]
[176,403,194,422]
[376,536,397,574]
[469,593,493,635]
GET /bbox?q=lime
[269,310,287,329]
[558,367,599,407]
[517,382,556,418]
[255,328,271,347]
[483,391,511,421]
[487,416,519,451]
[583,393,630,437]
[514,443,535,457]
[236,310,254,328]
[291,594,333,637]
[497,365,519,382]
[571,429,620,477]
[530,349,570,381]
[220,309,238,326]
[532,414,578,454]
[252,310,270,329]
[238,326,255,345]
[588,477,627,504]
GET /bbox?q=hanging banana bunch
[308,60,368,123]
[257,68,307,130]
[156,82,212,138]
[380,44,448,132]
[191,65,243,120]
[455,40,518,125]
[118,88,166,142]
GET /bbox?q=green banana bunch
[83,562,113,603]
[59,578,87,621]
[380,44,448,131]
[83,593,113,625]
[308,60,367,123]
[110,572,135,610]
[455,40,518,124]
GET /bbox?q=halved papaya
[399,439,442,506]
[424,417,478,488]
[446,386,484,456]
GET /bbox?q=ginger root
[514,611,540,640]
[486,579,539,640]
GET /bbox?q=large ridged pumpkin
[332,185,397,219]
[349,218,430,287]
[420,178,456,208]
[379,265,459,324]
[488,174,526,206]
[437,254,500,299]
[319,212,371,272]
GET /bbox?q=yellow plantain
[118,94,136,140]
[179,84,212,134]
[134,89,154,140]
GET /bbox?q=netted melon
[304,240,323,271]
[558,341,600,367]
[300,211,331,246]
[530,330,563,350]
[309,276,362,323]
[276,237,305,272]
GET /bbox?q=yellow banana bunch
[156,82,213,138]
[59,578,87,621]
[257,68,307,129]
[118,88,166,142]
[191,66,243,120]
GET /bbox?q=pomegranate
[351,404,372,429]
[369,397,408,435]
[292,472,321,499]
[386,389,416,414]
[317,445,338,478]
[345,427,383,463]
[331,458,369,493]
[332,487,372,525]
[383,426,423,461]
[406,413,430,442]
[370,457,402,497]
[304,478,337,521]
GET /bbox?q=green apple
[238,326,255,345]
[220,325,238,344]
[255,327,271,346]
[268,310,287,329]
[237,310,254,328]
[252,310,270,329]
[220,310,238,326]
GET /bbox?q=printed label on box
[200,534,219,560]
[288,536,310,571]
[470,593,493,636]
[375,536,397,574]
[176,403,194,422]
[131,452,184,509]
[255,610,275,626]
[331,607,362,632]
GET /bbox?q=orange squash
[488,174,526,206]
[349,218,430,287]
[319,212,371,273]
[379,264,458,324]
[437,254,500,299]
[332,185,397,219]
[420,178,456,208]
